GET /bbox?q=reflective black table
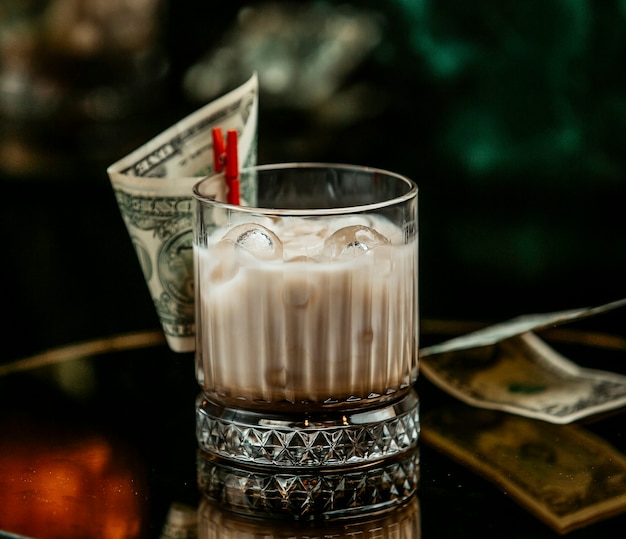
[1,317,625,538]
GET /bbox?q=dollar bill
[421,298,626,357]
[107,74,258,352]
[422,402,626,534]
[420,299,626,424]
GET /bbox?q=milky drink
[195,213,418,411]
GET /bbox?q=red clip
[212,127,226,173]
[225,129,240,205]
[211,127,240,205]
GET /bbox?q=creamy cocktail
[195,214,417,410]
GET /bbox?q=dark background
[1,3,626,537]
[1,0,625,360]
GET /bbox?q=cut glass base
[196,389,420,468]
[195,389,420,519]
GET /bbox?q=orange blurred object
[0,415,148,539]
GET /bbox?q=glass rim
[192,162,418,216]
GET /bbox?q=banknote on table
[107,74,258,352]
[420,299,626,424]
[421,402,626,534]
[421,298,626,357]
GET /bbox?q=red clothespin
[212,127,226,173]
[225,129,240,205]
[212,127,240,205]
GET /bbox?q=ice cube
[222,223,283,261]
[322,225,390,259]
[208,240,240,283]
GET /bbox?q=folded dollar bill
[422,402,626,534]
[420,298,626,424]
[107,74,258,353]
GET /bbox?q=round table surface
[1,316,625,539]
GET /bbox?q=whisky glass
[193,163,419,519]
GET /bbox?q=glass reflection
[197,493,421,539]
